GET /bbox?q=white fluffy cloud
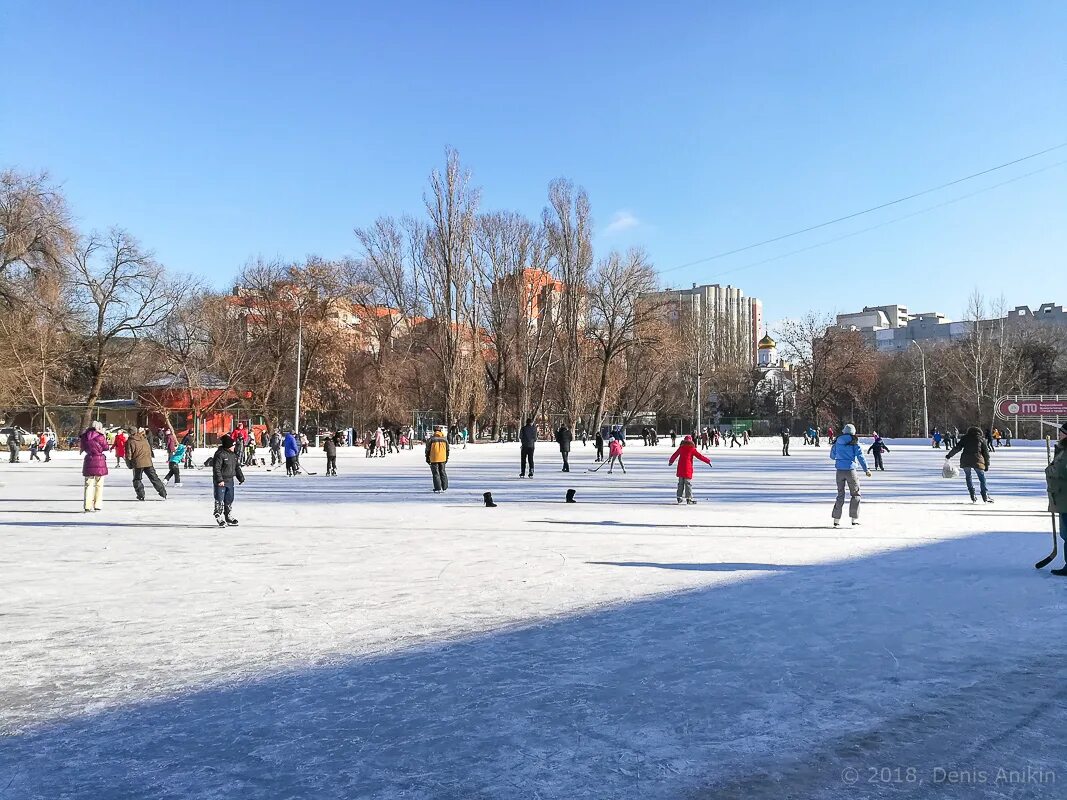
[603,210,640,235]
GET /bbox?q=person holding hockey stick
[212,434,244,526]
[323,431,337,476]
[830,423,871,527]
[283,428,301,476]
[1045,422,1067,576]
[669,434,711,504]
[606,436,626,474]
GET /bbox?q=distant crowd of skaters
[23,414,1064,565]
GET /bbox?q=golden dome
[758,333,776,349]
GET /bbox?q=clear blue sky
[3,1,1065,324]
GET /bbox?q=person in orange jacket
[668,434,712,504]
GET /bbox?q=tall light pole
[696,369,703,434]
[286,289,303,436]
[910,340,929,439]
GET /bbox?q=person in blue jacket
[283,428,301,476]
[830,423,871,527]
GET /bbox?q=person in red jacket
[668,434,712,504]
[112,429,128,468]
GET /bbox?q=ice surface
[1,438,1064,798]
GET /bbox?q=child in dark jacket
[212,434,245,526]
[866,434,890,471]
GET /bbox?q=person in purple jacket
[80,420,110,512]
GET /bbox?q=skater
[425,424,450,492]
[270,428,282,466]
[742,429,750,445]
[79,421,109,512]
[555,424,572,472]
[283,428,301,475]
[29,434,41,461]
[607,436,626,473]
[781,426,791,456]
[7,430,19,462]
[211,434,244,527]
[729,428,741,447]
[181,431,195,469]
[113,427,128,468]
[1045,422,1067,576]
[323,432,337,476]
[164,440,186,485]
[299,431,309,455]
[1003,427,1012,447]
[232,422,247,464]
[932,429,943,449]
[866,432,890,471]
[830,423,870,527]
[594,429,605,462]
[669,434,711,504]
[945,426,993,503]
[699,428,709,449]
[374,426,386,458]
[519,418,537,478]
[580,428,588,447]
[125,427,167,501]
[43,430,55,461]
[670,429,677,448]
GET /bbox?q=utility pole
[910,340,929,440]
[294,314,302,436]
[696,369,703,434]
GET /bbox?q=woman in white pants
[79,421,110,512]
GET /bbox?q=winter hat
[219,434,235,449]
[683,435,694,443]
[843,423,856,435]
[91,420,104,432]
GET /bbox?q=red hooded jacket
[669,442,711,479]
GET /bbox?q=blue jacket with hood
[830,433,869,472]
[283,432,299,458]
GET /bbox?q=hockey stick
[1035,514,1058,570]
[1036,434,1058,569]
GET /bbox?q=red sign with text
[997,398,1067,417]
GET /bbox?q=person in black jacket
[946,426,993,503]
[866,433,890,470]
[323,432,337,476]
[212,434,245,526]
[594,430,605,462]
[519,419,537,478]
[555,424,573,472]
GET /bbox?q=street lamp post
[696,369,703,434]
[294,314,302,435]
[910,340,929,440]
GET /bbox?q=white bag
[942,461,959,479]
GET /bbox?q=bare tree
[586,247,662,432]
[418,149,479,425]
[67,229,181,428]
[543,178,593,431]
[779,312,875,425]
[0,170,74,304]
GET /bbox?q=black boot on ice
[1051,563,1067,577]
[213,502,226,528]
[483,491,497,508]
[565,489,576,504]
[224,506,239,526]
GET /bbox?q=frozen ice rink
[1,437,1064,798]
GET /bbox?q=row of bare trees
[5,158,1063,441]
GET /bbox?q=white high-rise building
[643,283,763,366]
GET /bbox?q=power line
[699,158,1067,283]
[662,141,1067,275]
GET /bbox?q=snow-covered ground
[1,437,1064,799]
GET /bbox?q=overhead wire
[661,141,1067,275]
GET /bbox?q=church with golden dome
[755,332,795,412]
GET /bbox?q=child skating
[212,434,245,526]
[607,437,626,473]
[668,434,711,504]
[830,423,871,527]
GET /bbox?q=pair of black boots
[213,502,238,527]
